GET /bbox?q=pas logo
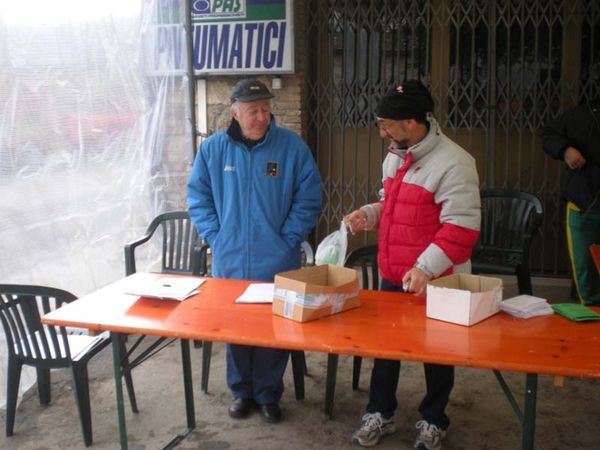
[224,164,236,172]
[192,0,246,19]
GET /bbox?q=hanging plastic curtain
[0,0,193,408]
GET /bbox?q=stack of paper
[125,277,206,301]
[500,294,554,319]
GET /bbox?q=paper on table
[501,294,547,310]
[500,294,554,319]
[124,277,206,301]
[236,283,274,304]
[503,303,554,319]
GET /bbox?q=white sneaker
[351,412,396,447]
[414,420,446,450]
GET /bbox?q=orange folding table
[42,272,600,450]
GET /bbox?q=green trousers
[566,201,600,306]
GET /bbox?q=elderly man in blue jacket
[187,78,322,423]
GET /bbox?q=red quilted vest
[378,152,453,285]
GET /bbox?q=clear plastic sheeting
[0,0,193,408]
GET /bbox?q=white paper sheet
[124,277,206,301]
[235,283,274,304]
[68,331,111,361]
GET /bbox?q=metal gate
[305,0,600,276]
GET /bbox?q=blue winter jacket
[187,119,322,281]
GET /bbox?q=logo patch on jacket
[224,164,235,172]
[266,161,278,177]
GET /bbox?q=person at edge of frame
[542,100,600,306]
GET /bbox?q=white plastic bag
[315,221,348,266]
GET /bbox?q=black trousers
[365,278,454,429]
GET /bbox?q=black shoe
[259,403,282,424]
[228,398,255,419]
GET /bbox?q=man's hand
[401,267,431,296]
[564,146,586,170]
[343,210,368,234]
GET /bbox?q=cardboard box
[426,273,503,326]
[272,264,360,322]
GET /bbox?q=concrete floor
[1,276,599,450]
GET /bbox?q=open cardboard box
[272,264,360,322]
[426,273,503,326]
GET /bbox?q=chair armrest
[124,231,156,275]
[301,241,314,267]
[191,243,210,276]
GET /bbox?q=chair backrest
[155,211,205,274]
[345,244,379,290]
[476,189,543,260]
[0,285,74,366]
[126,211,207,276]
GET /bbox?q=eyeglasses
[376,120,394,132]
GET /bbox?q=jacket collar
[227,115,276,149]
[406,115,441,162]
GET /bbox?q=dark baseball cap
[230,78,274,103]
[376,80,434,120]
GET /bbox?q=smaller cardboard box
[426,273,503,326]
[272,264,360,322]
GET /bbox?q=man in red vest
[344,80,481,450]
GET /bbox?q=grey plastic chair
[125,211,208,277]
[471,189,543,295]
[123,211,210,398]
[0,285,123,446]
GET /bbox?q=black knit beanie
[376,80,434,120]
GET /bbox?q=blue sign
[149,0,294,75]
[192,0,293,74]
